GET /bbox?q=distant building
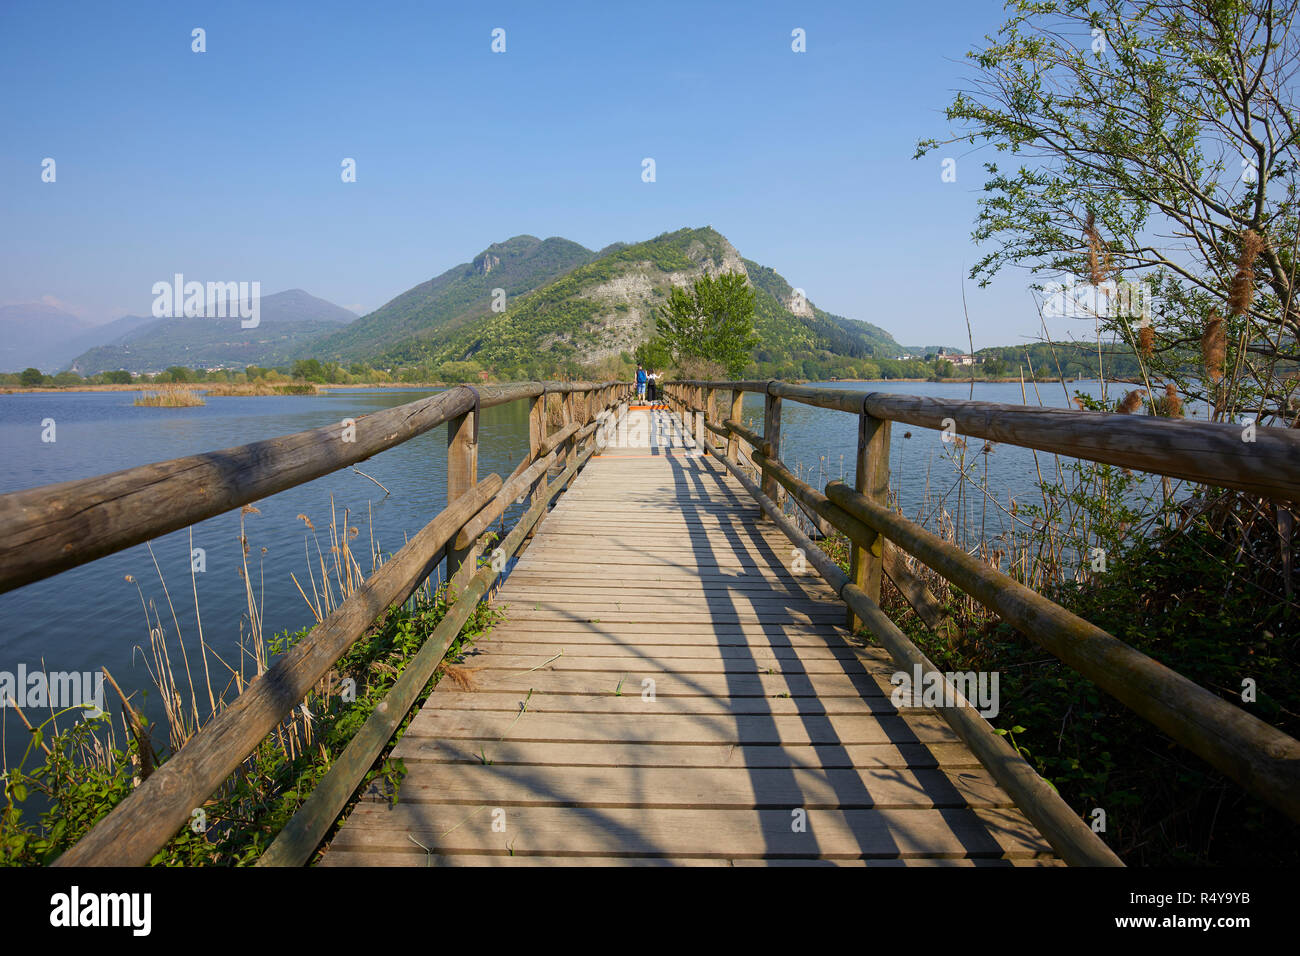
[936,348,977,367]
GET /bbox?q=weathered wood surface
[55,472,506,867]
[0,381,622,595]
[319,408,1059,866]
[668,380,1300,503]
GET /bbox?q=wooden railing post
[526,391,547,539]
[446,402,479,588]
[848,409,890,630]
[694,386,704,449]
[760,386,782,520]
[726,388,743,463]
[560,391,576,489]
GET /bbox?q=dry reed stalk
[134,387,205,407]
[437,662,481,692]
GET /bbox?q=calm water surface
[0,380,1124,768]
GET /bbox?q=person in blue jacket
[635,365,647,400]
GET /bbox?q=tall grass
[134,387,205,407]
[0,494,498,865]
[202,383,319,396]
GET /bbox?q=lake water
[0,379,1126,771]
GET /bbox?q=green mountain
[68,289,357,375]
[333,227,909,380]
[308,235,597,363]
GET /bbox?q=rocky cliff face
[474,252,501,275]
[785,291,814,318]
[544,233,752,363]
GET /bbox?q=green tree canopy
[917,0,1300,424]
[655,272,759,377]
[19,368,44,387]
[292,358,325,382]
[634,337,673,371]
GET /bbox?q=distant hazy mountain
[54,313,157,365]
[68,289,357,375]
[328,226,906,379]
[0,303,96,372]
[307,236,597,364]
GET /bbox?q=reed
[134,388,205,407]
[202,383,320,397]
[0,493,499,865]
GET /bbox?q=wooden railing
[0,381,632,866]
[664,379,1300,867]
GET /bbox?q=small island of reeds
[134,387,206,407]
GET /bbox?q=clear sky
[1,0,1049,350]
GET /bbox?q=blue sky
[1,0,1050,349]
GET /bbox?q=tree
[634,337,673,371]
[655,272,759,377]
[292,358,324,382]
[104,370,133,385]
[917,0,1300,426]
[19,368,44,387]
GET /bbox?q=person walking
[646,369,658,403]
[635,365,647,401]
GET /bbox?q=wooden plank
[328,804,1053,860]
[454,653,876,675]
[416,690,894,716]
[365,764,1014,810]
[392,739,980,770]
[402,710,963,745]
[473,643,867,661]
[423,670,890,699]
[314,421,1062,867]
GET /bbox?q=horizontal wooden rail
[670,378,1300,857]
[739,439,949,631]
[0,381,624,595]
[454,450,559,550]
[53,472,506,867]
[669,381,1300,503]
[825,479,1300,823]
[27,381,631,866]
[695,432,1122,866]
[258,441,598,867]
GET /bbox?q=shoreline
[0,376,1131,396]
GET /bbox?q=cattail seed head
[1227,229,1264,316]
[1163,383,1183,418]
[1084,211,1105,285]
[1138,324,1154,358]
[1202,311,1226,383]
[1116,389,1145,414]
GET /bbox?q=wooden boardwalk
[321,407,1060,866]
